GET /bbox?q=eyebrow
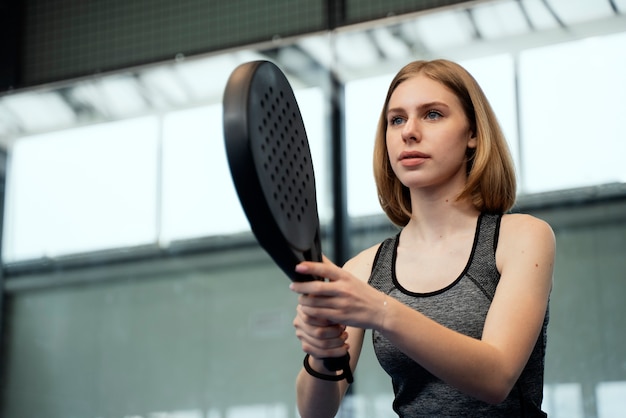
[387,101,450,116]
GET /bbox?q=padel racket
[223,60,353,383]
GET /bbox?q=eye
[425,110,443,120]
[389,116,405,126]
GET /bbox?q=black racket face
[224,63,352,378]
[246,63,319,250]
[223,60,322,280]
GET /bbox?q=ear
[467,131,477,149]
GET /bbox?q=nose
[401,117,420,143]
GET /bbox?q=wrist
[308,354,337,374]
[303,354,344,382]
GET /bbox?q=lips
[399,151,429,160]
[398,151,429,167]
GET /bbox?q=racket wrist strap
[303,354,353,383]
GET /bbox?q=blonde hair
[373,59,517,226]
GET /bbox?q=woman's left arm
[477,214,555,400]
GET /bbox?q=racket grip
[323,353,354,384]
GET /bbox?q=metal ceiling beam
[0,0,22,92]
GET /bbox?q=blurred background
[0,0,625,417]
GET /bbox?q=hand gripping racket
[223,60,353,383]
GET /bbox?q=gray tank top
[369,213,548,417]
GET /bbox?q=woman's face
[385,74,476,192]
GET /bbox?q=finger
[298,293,350,321]
[294,309,347,340]
[295,328,348,348]
[295,328,350,358]
[290,280,333,297]
[291,279,348,300]
[293,311,350,358]
[295,305,344,332]
[298,292,336,307]
[294,259,341,283]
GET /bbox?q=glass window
[345,73,392,218]
[160,104,249,244]
[518,32,626,193]
[3,117,159,262]
[295,87,330,223]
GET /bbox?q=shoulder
[497,213,556,274]
[342,242,382,283]
[499,213,554,243]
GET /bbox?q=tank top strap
[367,233,399,294]
[465,213,503,301]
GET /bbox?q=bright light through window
[345,73,391,218]
[519,32,626,193]
[3,86,329,260]
[3,117,159,262]
[160,104,249,244]
[295,87,330,223]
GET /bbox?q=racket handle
[323,353,354,384]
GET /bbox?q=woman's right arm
[293,246,378,417]
[295,326,365,418]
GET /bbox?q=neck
[403,190,479,244]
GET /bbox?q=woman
[290,59,555,417]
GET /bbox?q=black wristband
[303,354,347,382]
